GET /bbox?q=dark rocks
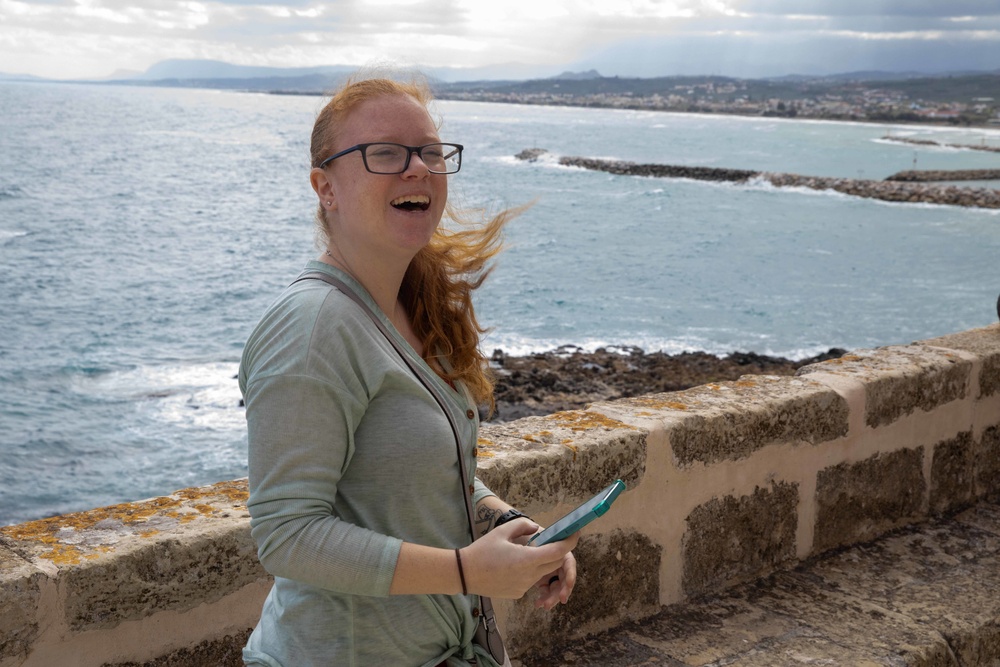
[514,148,549,162]
[488,346,847,422]
[761,172,1000,208]
[885,168,1000,182]
[559,156,758,182]
[516,148,1000,209]
[881,135,1000,154]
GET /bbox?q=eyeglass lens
[364,143,461,174]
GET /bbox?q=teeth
[391,195,430,207]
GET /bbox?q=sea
[1,82,999,526]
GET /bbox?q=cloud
[0,0,996,79]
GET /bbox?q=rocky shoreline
[487,345,846,422]
[516,148,1000,209]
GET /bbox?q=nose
[402,148,431,177]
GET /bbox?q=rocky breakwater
[516,148,1000,209]
[881,135,1000,153]
[885,168,1000,182]
[763,172,1000,208]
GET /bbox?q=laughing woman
[239,74,578,667]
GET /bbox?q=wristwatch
[493,508,530,529]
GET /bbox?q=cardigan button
[466,409,475,419]
[472,447,479,457]
[469,484,475,495]
[471,607,480,618]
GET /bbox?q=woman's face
[315,93,448,266]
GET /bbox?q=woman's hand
[533,550,577,610]
[460,519,579,601]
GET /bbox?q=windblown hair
[310,72,524,413]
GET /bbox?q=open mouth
[391,195,431,212]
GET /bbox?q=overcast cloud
[1,0,997,80]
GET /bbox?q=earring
[325,201,332,206]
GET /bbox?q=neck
[320,248,410,329]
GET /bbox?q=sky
[1,0,998,81]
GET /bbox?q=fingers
[462,521,581,602]
[534,552,577,610]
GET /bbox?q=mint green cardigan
[240,262,499,667]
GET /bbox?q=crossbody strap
[293,270,509,665]
[292,271,479,542]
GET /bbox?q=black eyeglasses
[319,142,463,174]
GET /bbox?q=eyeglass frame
[318,142,464,174]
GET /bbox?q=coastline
[487,345,846,422]
[432,94,1000,131]
[259,89,1000,132]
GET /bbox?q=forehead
[339,93,439,144]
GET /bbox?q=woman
[239,74,578,667]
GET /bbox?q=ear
[310,167,337,211]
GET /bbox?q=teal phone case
[529,479,625,546]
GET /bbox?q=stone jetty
[885,168,1000,182]
[515,148,1000,209]
[881,135,1000,153]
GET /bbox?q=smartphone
[528,479,625,546]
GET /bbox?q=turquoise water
[1,82,998,524]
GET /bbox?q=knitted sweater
[239,261,497,667]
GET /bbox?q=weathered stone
[0,546,43,663]
[507,530,661,656]
[808,504,1000,667]
[815,448,926,553]
[609,375,848,466]
[477,411,646,513]
[522,501,1000,667]
[102,628,252,667]
[930,431,976,516]
[924,324,1000,398]
[682,482,798,596]
[0,480,264,631]
[798,345,971,428]
[978,425,1000,502]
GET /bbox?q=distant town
[434,71,1000,128]
[9,62,998,129]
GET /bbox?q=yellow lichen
[0,479,251,566]
[548,410,636,432]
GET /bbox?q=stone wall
[2,325,998,666]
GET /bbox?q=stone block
[814,448,926,553]
[808,503,1000,667]
[930,431,976,516]
[924,324,1000,397]
[506,529,661,656]
[102,629,252,667]
[682,482,798,596]
[798,344,971,428]
[978,425,1000,501]
[609,375,848,466]
[0,546,43,663]
[0,480,265,632]
[477,411,646,514]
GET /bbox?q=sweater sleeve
[472,477,497,507]
[243,371,402,596]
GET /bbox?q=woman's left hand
[533,551,577,610]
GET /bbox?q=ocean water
[1,82,998,525]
